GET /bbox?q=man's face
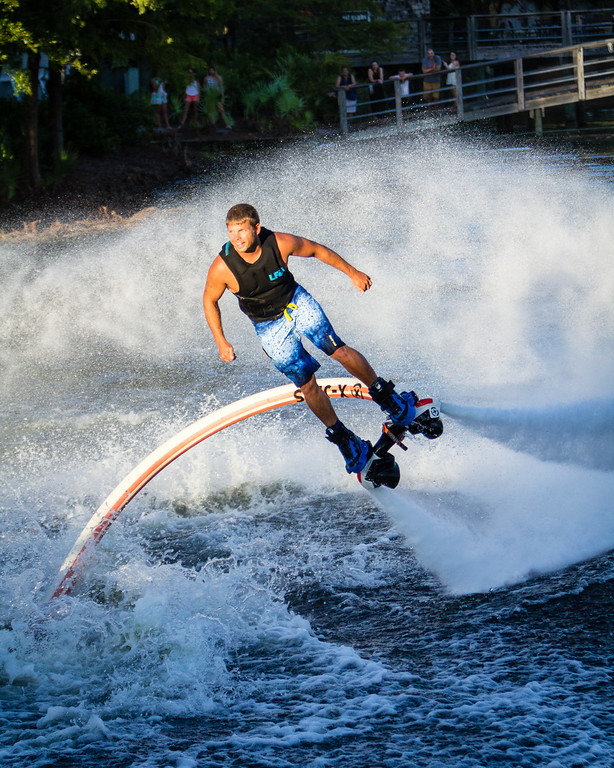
[227,220,260,254]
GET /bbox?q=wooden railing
[422,9,614,61]
[338,39,614,135]
[347,9,614,66]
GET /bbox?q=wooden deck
[339,39,614,135]
[348,9,614,65]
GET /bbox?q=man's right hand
[218,341,236,362]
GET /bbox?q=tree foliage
[0,0,417,199]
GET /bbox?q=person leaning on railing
[336,66,358,115]
[391,67,413,108]
[421,48,442,106]
[368,61,385,112]
[443,51,460,102]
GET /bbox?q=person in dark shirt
[368,61,385,113]
[203,203,437,473]
[336,66,358,115]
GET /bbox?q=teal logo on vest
[269,267,286,281]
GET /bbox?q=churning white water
[1,130,613,767]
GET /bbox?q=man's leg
[330,345,377,387]
[331,345,417,427]
[300,375,338,426]
[301,374,370,474]
[290,288,436,461]
[254,306,370,474]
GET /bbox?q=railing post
[575,47,586,101]
[337,89,348,135]
[456,69,464,119]
[467,16,477,61]
[393,77,403,132]
[562,10,573,46]
[514,58,525,112]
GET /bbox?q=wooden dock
[339,38,614,136]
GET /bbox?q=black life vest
[219,227,297,322]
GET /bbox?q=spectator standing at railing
[368,61,385,113]
[150,75,171,130]
[205,66,233,130]
[421,48,442,106]
[391,68,413,109]
[336,66,358,115]
[180,69,200,130]
[443,51,460,101]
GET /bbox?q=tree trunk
[25,51,43,193]
[48,64,64,162]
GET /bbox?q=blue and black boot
[368,377,417,427]
[325,420,371,474]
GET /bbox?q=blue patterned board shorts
[253,285,345,387]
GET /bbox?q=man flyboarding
[203,203,441,476]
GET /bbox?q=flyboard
[51,378,442,600]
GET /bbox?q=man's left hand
[352,271,372,293]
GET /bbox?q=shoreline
[2,122,612,244]
[0,143,204,243]
[0,126,324,243]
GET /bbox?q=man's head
[226,204,261,254]
[226,203,260,228]
[427,49,435,59]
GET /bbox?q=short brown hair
[226,203,259,227]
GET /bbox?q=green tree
[1,0,113,192]
[0,0,228,194]
[226,0,405,58]
[221,1,406,129]
[0,0,412,200]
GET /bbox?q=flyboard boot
[325,420,371,474]
[357,378,444,490]
[368,377,443,439]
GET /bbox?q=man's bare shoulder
[208,253,226,272]
[206,254,232,286]
[274,231,311,258]
[273,230,295,246]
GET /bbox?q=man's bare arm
[275,232,372,293]
[203,258,236,362]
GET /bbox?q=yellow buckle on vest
[284,302,298,322]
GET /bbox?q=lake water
[1,129,613,767]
